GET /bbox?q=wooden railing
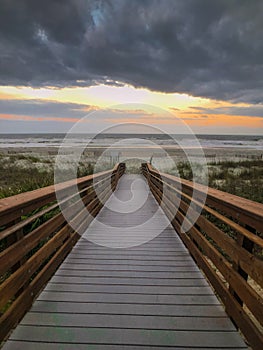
[0,163,125,343]
[142,163,263,350]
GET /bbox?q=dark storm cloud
[189,105,263,118]
[0,0,262,102]
[0,99,93,118]
[0,99,152,121]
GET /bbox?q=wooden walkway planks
[2,175,247,349]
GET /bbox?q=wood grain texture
[2,174,247,350]
[142,163,263,350]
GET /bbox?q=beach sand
[1,145,262,160]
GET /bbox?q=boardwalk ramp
[2,174,247,349]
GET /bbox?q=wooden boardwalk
[2,175,247,349]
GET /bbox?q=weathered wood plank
[3,341,246,350]
[36,290,218,304]
[53,269,203,279]
[21,312,235,330]
[63,257,195,265]
[29,300,236,317]
[43,283,216,297]
[49,275,208,286]
[2,174,247,350]
[143,164,262,350]
[9,326,247,347]
[58,263,200,272]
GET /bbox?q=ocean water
[0,133,262,150]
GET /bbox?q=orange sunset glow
[0,0,262,135]
[0,84,262,134]
[1,4,263,350]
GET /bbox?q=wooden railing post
[229,229,255,306]
[0,163,125,344]
[141,162,263,350]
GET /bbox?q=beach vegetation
[0,153,95,198]
[168,159,263,204]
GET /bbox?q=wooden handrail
[142,162,263,350]
[0,162,126,343]
[0,168,118,227]
[146,163,263,232]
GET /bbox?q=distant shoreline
[0,145,262,161]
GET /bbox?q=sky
[0,0,262,134]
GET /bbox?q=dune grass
[208,159,263,203]
[0,153,262,204]
[167,159,263,203]
[0,154,95,198]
